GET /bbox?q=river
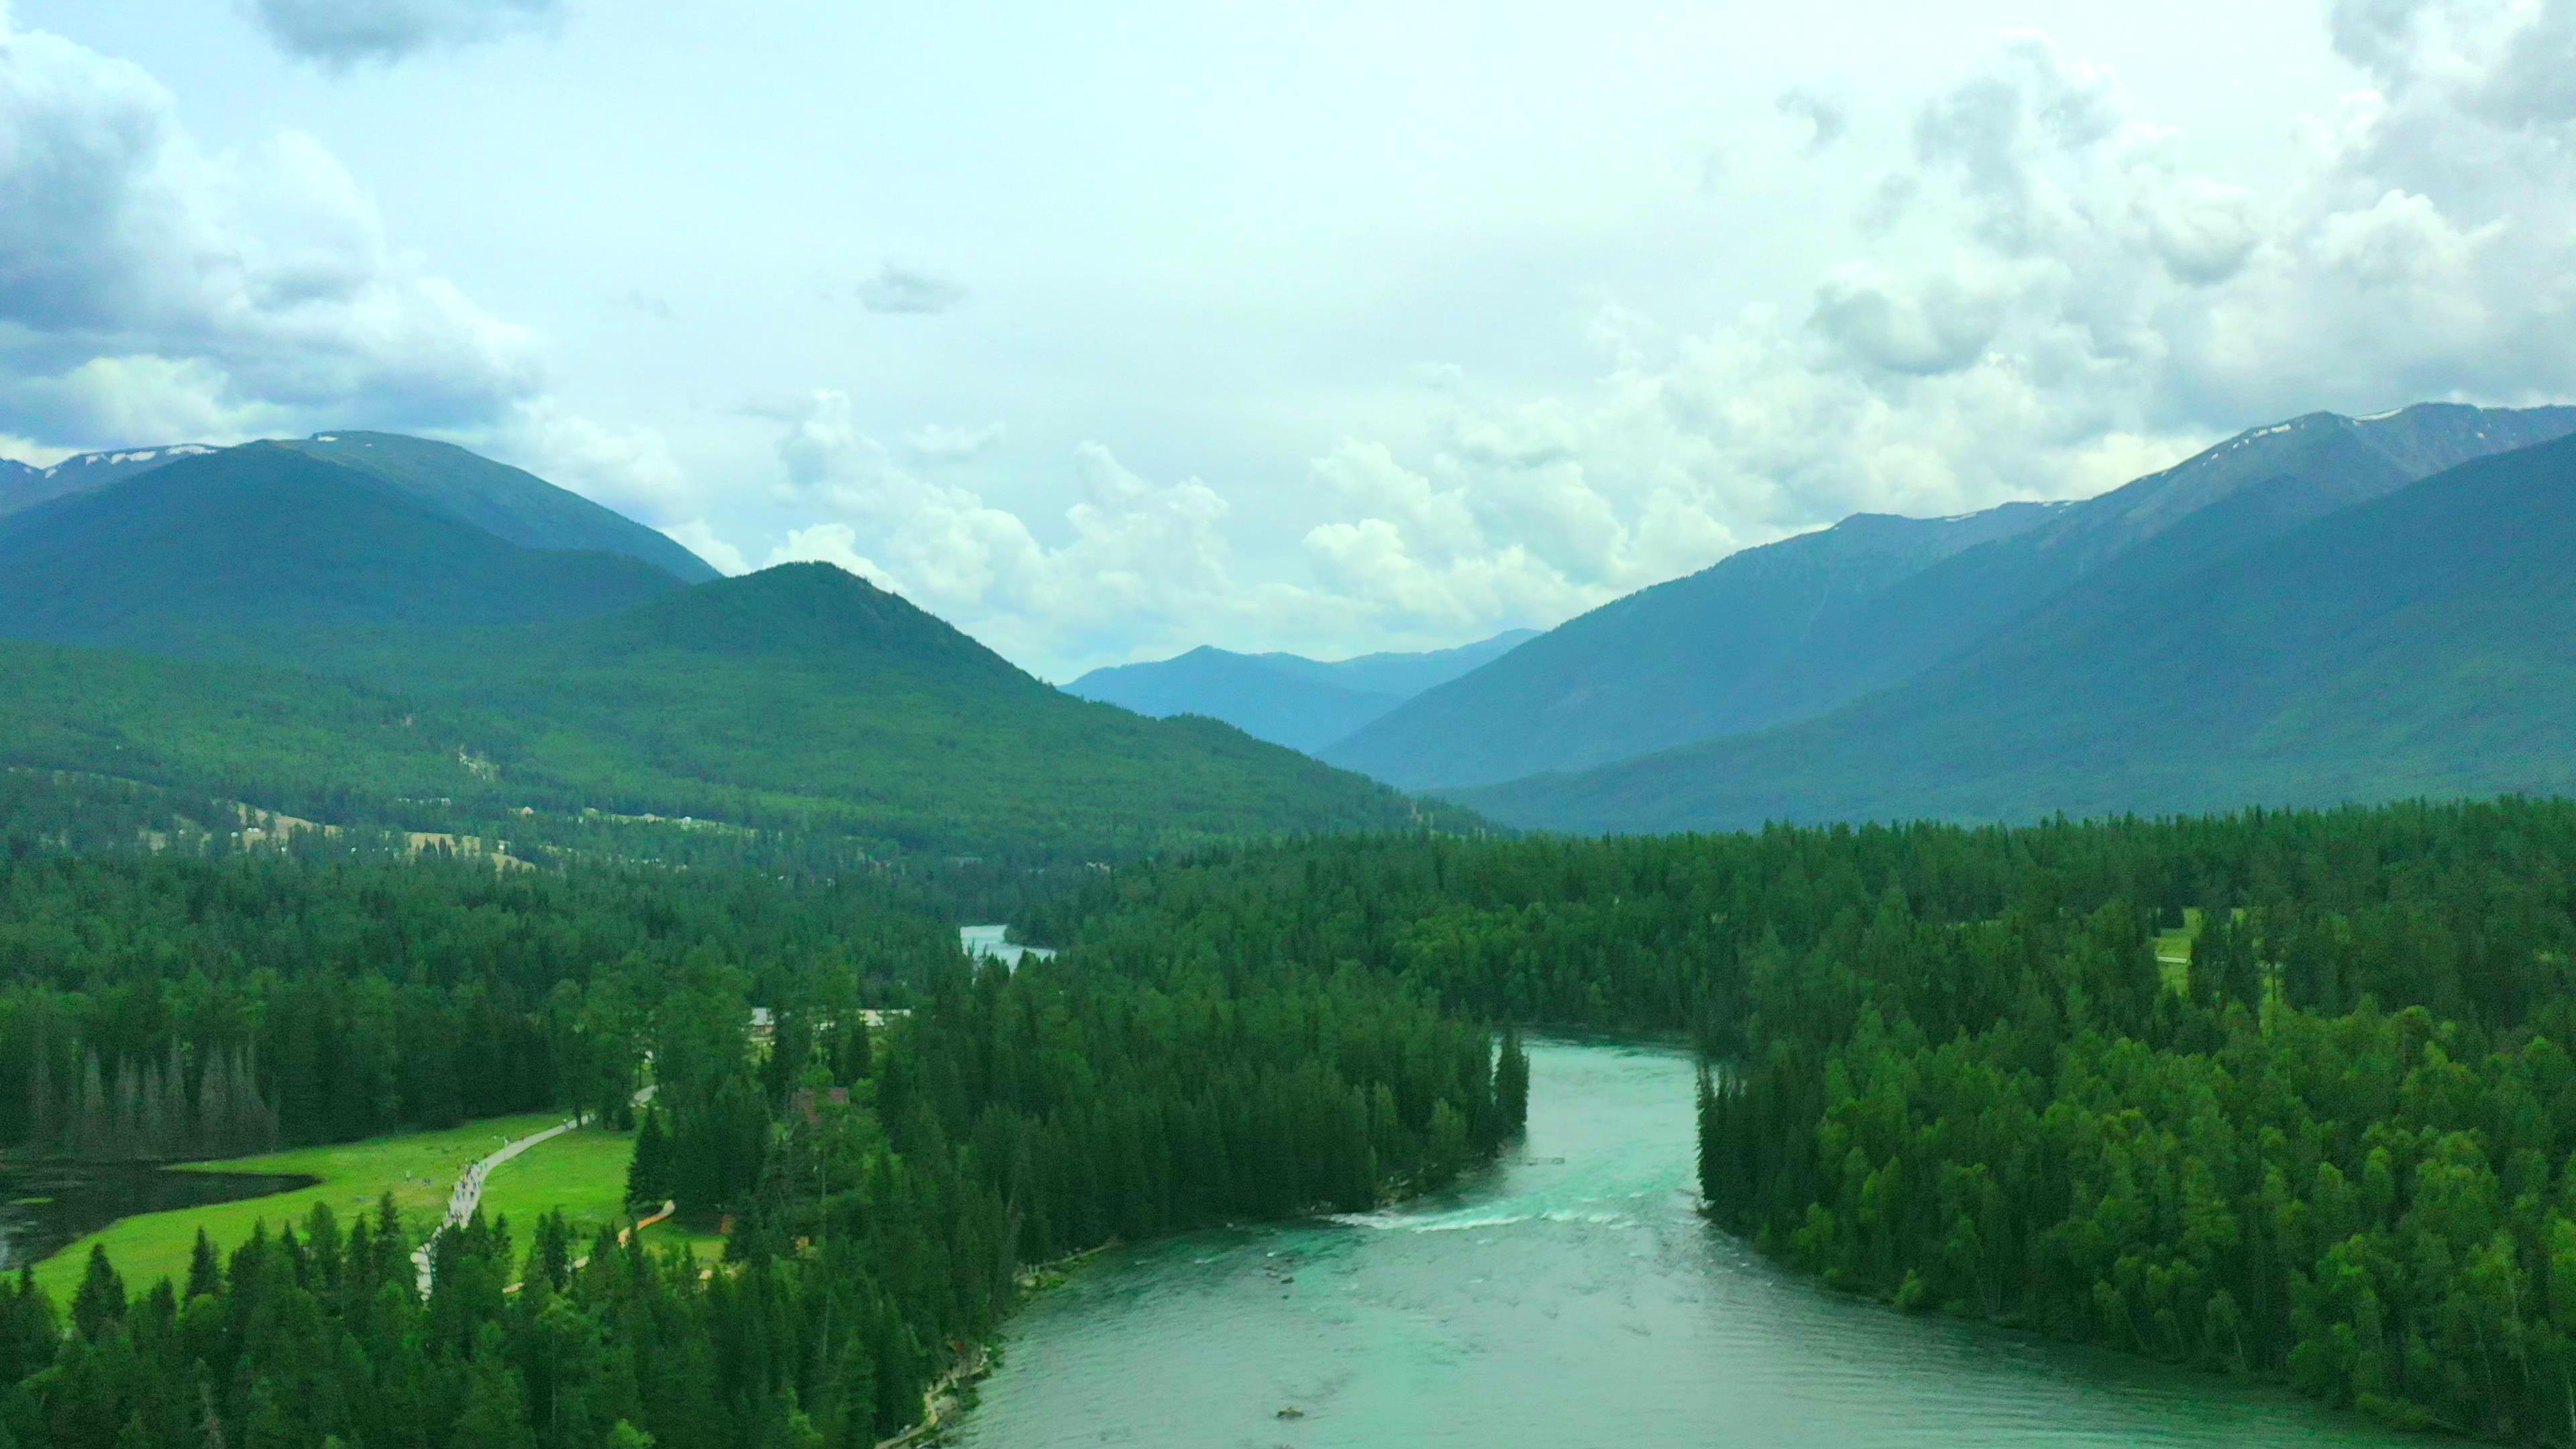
[962,924,1057,970]
[950,1036,2424,1449]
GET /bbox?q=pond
[0,1159,313,1274]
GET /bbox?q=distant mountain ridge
[0,434,1453,856]
[0,443,687,647]
[1454,426,2576,832]
[1067,629,1537,753]
[0,431,716,582]
[1323,402,2576,790]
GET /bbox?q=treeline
[0,621,1456,864]
[1030,800,2576,1442]
[1,847,953,1158]
[0,906,1525,1448]
[0,763,1134,926]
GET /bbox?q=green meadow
[32,1112,711,1301]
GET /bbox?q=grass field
[2153,908,2205,994]
[31,1110,719,1302]
[34,1112,566,1301]
[473,1122,724,1262]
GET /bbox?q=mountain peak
[566,561,1034,692]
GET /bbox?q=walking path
[413,1085,657,1295]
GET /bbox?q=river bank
[943,1036,2430,1449]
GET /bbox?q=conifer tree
[186,1228,223,1301]
[625,1108,673,1212]
[70,1244,125,1341]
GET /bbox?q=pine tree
[76,1049,109,1160]
[70,1244,125,1340]
[197,1046,233,1157]
[186,1228,223,1301]
[626,1108,672,1212]
[25,1033,54,1155]
[113,1056,142,1160]
[140,1059,170,1159]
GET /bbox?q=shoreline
[872,1242,1112,1448]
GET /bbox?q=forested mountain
[1067,629,1536,753]
[1326,402,2576,790]
[0,432,716,582]
[0,564,1456,856]
[0,434,1453,857]
[0,445,688,647]
[273,431,720,582]
[0,444,222,521]
[1322,504,2062,786]
[1458,427,2576,832]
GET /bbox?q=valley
[11,7,2576,1446]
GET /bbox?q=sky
[3,1,2572,680]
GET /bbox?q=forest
[0,772,1527,1449]
[22,763,2576,1441]
[1032,802,2576,1441]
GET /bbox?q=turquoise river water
[950,1036,2431,1449]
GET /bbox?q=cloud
[901,421,1004,462]
[660,519,748,576]
[765,390,1330,672]
[494,398,694,522]
[2328,0,2576,127]
[1776,88,1850,154]
[855,264,968,315]
[246,0,565,66]
[1809,264,2003,375]
[1211,12,2576,659]
[0,11,712,528]
[0,13,543,449]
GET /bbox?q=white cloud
[764,390,1341,674]
[0,13,542,448]
[494,398,693,522]
[0,11,718,527]
[1252,12,2576,661]
[901,421,1004,462]
[660,518,748,576]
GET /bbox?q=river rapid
[951,1036,2424,1449]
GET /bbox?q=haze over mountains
[0,435,1444,855]
[1065,631,1537,753]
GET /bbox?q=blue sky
[4,0,2571,678]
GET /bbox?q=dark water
[0,1161,313,1272]
[952,1038,2427,1449]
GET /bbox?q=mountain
[0,443,688,648]
[0,443,224,518]
[1326,402,2576,789]
[1067,629,1537,753]
[1454,429,2576,833]
[0,561,1458,856]
[0,437,1460,853]
[1322,504,2063,787]
[274,432,719,582]
[0,431,716,582]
